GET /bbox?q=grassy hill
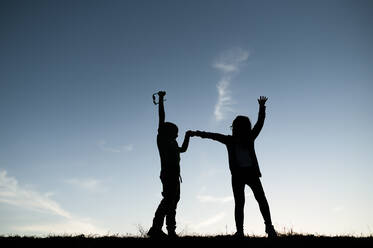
[1,234,372,247]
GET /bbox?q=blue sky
[1,0,372,236]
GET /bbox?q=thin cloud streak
[0,170,71,218]
[193,212,226,229]
[213,48,249,121]
[197,194,234,203]
[214,77,234,121]
[65,178,106,192]
[0,170,106,235]
[98,140,133,153]
[12,219,107,235]
[213,63,238,73]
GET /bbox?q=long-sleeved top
[196,105,266,177]
[157,135,180,178]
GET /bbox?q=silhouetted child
[190,96,277,238]
[148,91,192,238]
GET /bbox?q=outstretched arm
[252,96,267,139]
[179,131,192,153]
[157,91,166,128]
[191,130,228,144]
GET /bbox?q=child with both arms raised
[190,96,277,238]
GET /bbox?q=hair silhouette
[232,115,252,137]
[158,122,179,139]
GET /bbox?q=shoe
[167,230,179,239]
[147,227,168,239]
[233,231,244,238]
[265,224,277,238]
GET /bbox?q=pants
[231,172,272,233]
[152,174,180,232]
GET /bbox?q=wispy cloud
[332,205,345,213]
[0,170,71,218]
[98,140,133,153]
[197,194,234,203]
[213,48,249,121]
[0,170,106,234]
[123,144,134,152]
[193,212,226,229]
[214,76,236,121]
[12,218,106,235]
[65,178,106,193]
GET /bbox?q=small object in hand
[152,93,158,105]
[152,91,166,105]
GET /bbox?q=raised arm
[179,131,192,153]
[191,130,228,144]
[157,91,166,128]
[251,96,267,140]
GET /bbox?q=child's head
[159,122,178,139]
[231,115,251,137]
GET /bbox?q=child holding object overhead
[190,96,277,238]
[148,91,192,238]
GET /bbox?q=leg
[151,174,176,229]
[148,179,170,238]
[231,174,246,235]
[151,181,169,230]
[247,177,272,225]
[248,177,277,237]
[165,179,180,234]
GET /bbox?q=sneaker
[265,224,277,238]
[147,227,168,239]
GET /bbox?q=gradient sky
[1,0,373,236]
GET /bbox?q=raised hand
[257,96,268,106]
[158,91,166,98]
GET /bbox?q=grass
[1,233,372,247]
